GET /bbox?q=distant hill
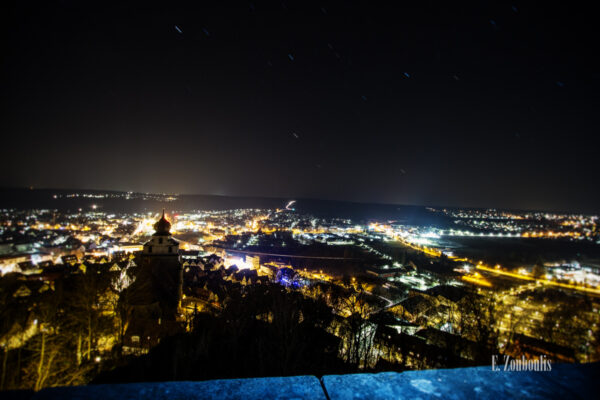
[0,187,450,226]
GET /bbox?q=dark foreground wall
[5,362,598,400]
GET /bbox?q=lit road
[218,248,359,260]
[476,264,600,296]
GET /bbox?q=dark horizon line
[2,185,597,217]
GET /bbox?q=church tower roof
[153,209,171,235]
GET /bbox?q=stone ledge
[30,375,326,400]
[322,362,599,400]
[4,362,598,399]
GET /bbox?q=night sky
[1,1,598,212]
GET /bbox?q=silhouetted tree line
[93,284,356,383]
[0,270,117,391]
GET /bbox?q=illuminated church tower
[136,210,183,319]
[142,210,180,256]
